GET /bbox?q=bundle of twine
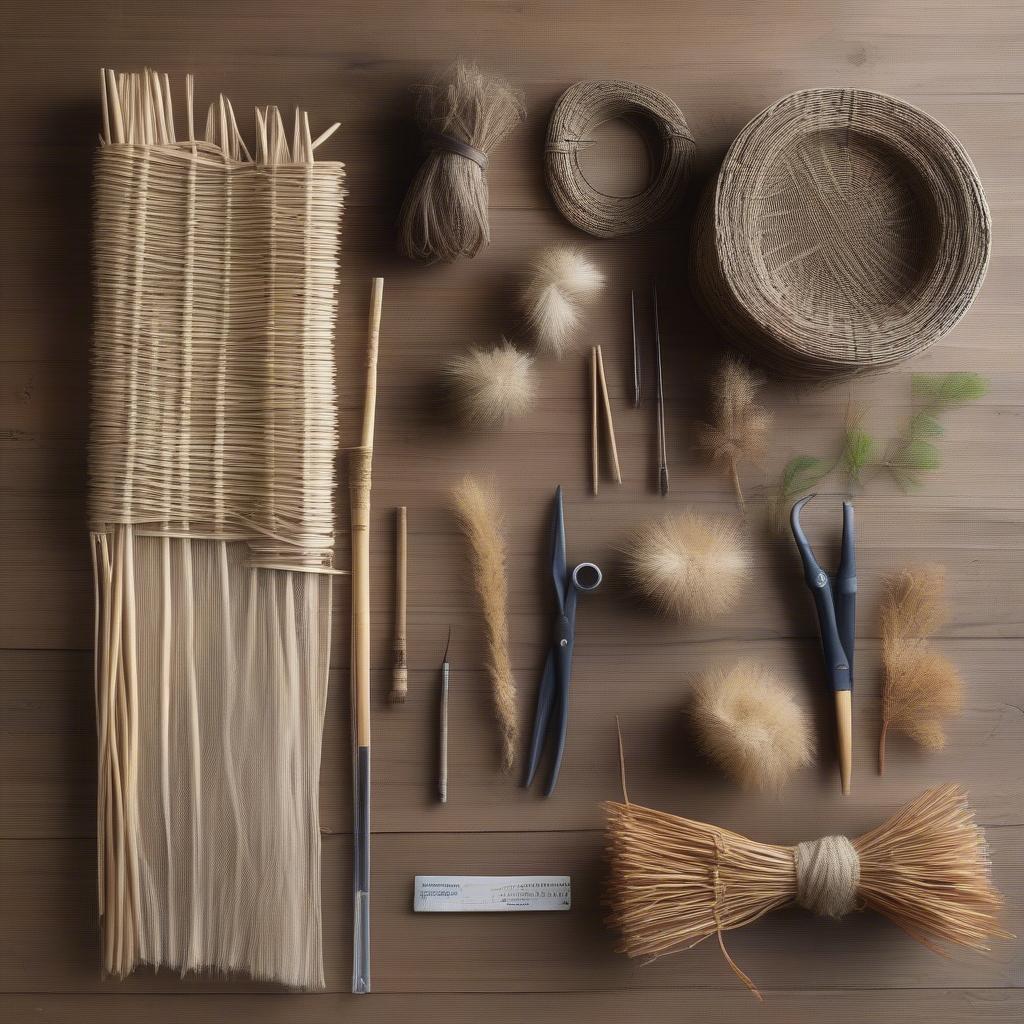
[605,784,1007,999]
[398,60,525,263]
[544,79,695,238]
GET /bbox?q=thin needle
[631,290,641,408]
[439,626,451,804]
[653,286,669,496]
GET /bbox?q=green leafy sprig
[770,372,988,522]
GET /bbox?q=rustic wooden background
[2,1,1022,1021]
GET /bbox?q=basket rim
[710,87,991,366]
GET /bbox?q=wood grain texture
[0,0,1022,1020]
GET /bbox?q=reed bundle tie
[544,79,695,238]
[794,835,860,919]
[428,132,489,169]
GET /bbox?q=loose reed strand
[450,476,518,772]
[391,506,409,704]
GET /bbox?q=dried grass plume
[624,510,749,623]
[691,661,813,793]
[694,358,773,511]
[445,341,535,425]
[450,475,518,771]
[521,246,605,357]
[879,564,964,772]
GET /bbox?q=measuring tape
[413,875,571,912]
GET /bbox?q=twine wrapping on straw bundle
[604,783,1008,999]
[398,60,525,263]
[92,69,344,988]
[544,79,695,238]
[794,835,860,918]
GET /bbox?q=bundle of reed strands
[398,60,525,263]
[605,784,1007,999]
[449,476,518,771]
[879,564,964,772]
[92,69,344,988]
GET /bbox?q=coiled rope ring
[544,79,695,238]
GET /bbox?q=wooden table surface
[2,1,1022,1021]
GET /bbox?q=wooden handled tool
[350,277,382,993]
[390,506,408,703]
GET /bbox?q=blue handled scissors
[524,486,602,797]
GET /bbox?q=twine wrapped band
[794,834,861,919]
[544,79,695,238]
[428,132,489,170]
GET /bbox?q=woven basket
[691,89,991,377]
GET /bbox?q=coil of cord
[544,79,695,238]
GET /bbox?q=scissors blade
[551,486,567,613]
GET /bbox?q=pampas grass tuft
[694,358,773,511]
[624,510,749,623]
[521,246,604,357]
[691,661,813,793]
[450,475,518,772]
[879,564,964,772]
[445,341,535,425]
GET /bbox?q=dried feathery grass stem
[450,476,518,771]
[398,61,525,263]
[694,358,773,512]
[879,564,963,772]
[604,785,1007,999]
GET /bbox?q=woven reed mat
[691,89,990,377]
[90,69,344,987]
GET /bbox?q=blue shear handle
[524,644,559,789]
[808,572,852,692]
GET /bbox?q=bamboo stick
[591,347,599,495]
[351,277,382,995]
[390,506,409,703]
[595,345,622,484]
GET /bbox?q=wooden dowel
[835,689,853,795]
[591,347,599,495]
[390,506,408,704]
[595,345,622,484]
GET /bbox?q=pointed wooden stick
[595,345,622,484]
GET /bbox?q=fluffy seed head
[521,246,604,357]
[624,510,749,623]
[445,340,535,425]
[691,660,814,793]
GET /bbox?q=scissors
[790,494,856,795]
[524,486,602,796]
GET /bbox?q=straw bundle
[91,70,344,987]
[398,60,525,263]
[605,785,1007,999]
[691,90,990,377]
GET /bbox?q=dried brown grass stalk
[605,784,1007,999]
[879,565,964,772]
[450,476,518,771]
[694,358,773,511]
[398,61,525,263]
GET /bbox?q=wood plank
[3,489,1023,652]
[1,826,1020,994]
[4,639,1022,838]
[2,989,1023,1024]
